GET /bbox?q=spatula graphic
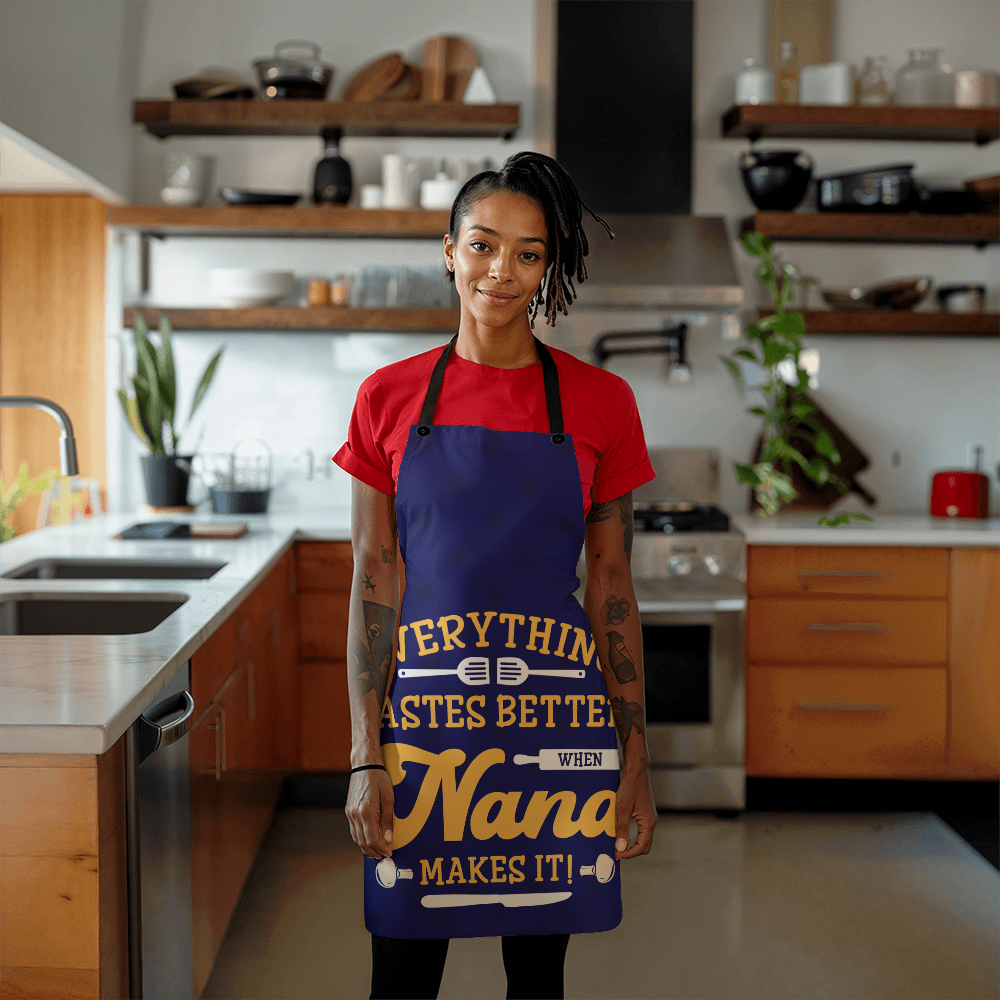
[497,657,584,686]
[397,657,489,685]
[421,892,571,908]
[513,749,620,770]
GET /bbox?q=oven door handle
[806,621,890,633]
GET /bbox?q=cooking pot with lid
[253,40,334,100]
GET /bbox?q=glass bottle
[856,56,894,105]
[895,49,955,106]
[313,127,352,205]
[736,57,775,105]
[776,41,799,103]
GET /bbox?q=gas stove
[632,502,730,534]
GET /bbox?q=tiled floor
[203,794,999,1000]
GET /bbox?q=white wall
[0,0,144,198]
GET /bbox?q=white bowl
[209,268,295,307]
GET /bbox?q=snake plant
[721,231,873,528]
[117,313,223,455]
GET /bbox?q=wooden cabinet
[296,541,354,771]
[745,544,1000,780]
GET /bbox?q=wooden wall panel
[0,194,107,536]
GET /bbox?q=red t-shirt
[332,342,656,520]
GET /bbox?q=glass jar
[776,41,799,104]
[735,58,775,105]
[856,56,894,105]
[895,48,954,105]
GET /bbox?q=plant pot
[209,487,271,514]
[140,454,194,508]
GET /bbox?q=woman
[332,151,657,1000]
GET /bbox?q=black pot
[739,149,814,211]
[140,454,194,508]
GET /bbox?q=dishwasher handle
[137,690,195,766]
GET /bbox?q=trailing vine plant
[721,231,874,528]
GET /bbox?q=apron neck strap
[418,333,565,434]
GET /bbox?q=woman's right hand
[346,768,395,859]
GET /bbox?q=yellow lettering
[468,856,488,883]
[567,627,596,666]
[400,694,421,729]
[380,698,398,728]
[466,611,497,647]
[422,694,443,727]
[546,854,564,881]
[497,694,516,727]
[466,694,486,728]
[469,791,524,841]
[420,858,444,885]
[577,790,617,837]
[587,694,606,727]
[447,856,467,884]
[521,790,579,838]
[541,694,561,727]
[437,614,466,650]
[411,619,439,656]
[490,856,507,883]
[566,695,585,727]
[509,855,525,883]
[535,854,544,881]
[445,694,464,727]
[397,624,408,662]
[519,694,538,727]
[498,613,525,648]
[526,616,556,654]
[552,621,573,658]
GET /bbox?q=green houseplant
[117,313,223,507]
[721,232,873,528]
[0,463,59,542]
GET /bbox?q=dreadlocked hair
[447,151,614,327]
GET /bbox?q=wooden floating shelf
[747,211,999,245]
[133,99,520,139]
[124,306,460,332]
[107,205,451,238]
[758,309,999,337]
[722,104,1000,144]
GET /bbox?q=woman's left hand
[615,765,657,860]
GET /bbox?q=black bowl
[739,149,814,211]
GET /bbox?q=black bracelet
[350,763,387,775]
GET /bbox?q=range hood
[574,215,745,311]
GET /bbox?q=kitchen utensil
[220,188,301,206]
[381,154,418,208]
[820,276,932,311]
[396,657,490,685]
[856,56,894,105]
[497,658,585,686]
[253,40,334,100]
[579,855,616,882]
[421,893,572,909]
[936,283,986,313]
[377,63,422,101]
[739,149,814,211]
[896,48,954,105]
[375,858,413,888]
[209,268,295,307]
[817,163,914,212]
[208,437,273,514]
[513,750,619,770]
[172,71,255,100]
[964,173,1000,204]
[312,127,352,205]
[799,61,855,105]
[342,52,406,101]
[420,163,462,209]
[162,152,213,207]
[930,447,989,519]
[209,486,269,514]
[735,58,775,105]
[360,184,384,208]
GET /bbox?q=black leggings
[370,932,571,1000]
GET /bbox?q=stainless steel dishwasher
[125,662,195,999]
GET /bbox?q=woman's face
[444,190,549,328]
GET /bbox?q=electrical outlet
[967,443,985,469]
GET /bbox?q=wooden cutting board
[422,36,478,101]
[376,63,422,100]
[342,53,406,102]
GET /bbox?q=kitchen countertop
[732,511,1000,547]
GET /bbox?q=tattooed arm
[345,477,400,859]
[584,491,656,861]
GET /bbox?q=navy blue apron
[364,334,622,939]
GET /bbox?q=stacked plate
[209,268,295,307]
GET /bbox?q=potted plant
[0,463,59,542]
[118,313,223,508]
[721,232,873,528]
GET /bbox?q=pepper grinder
[313,127,352,205]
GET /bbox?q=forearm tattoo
[605,629,637,683]
[609,695,645,748]
[585,493,633,565]
[352,600,396,697]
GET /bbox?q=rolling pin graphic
[375,857,413,888]
[579,853,616,883]
[514,749,620,770]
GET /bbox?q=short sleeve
[332,373,396,495]
[591,377,657,503]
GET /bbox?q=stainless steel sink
[2,558,226,581]
[0,594,188,635]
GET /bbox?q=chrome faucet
[294,447,315,481]
[0,396,79,475]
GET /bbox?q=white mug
[360,184,384,209]
[381,154,418,208]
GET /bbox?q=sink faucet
[294,447,315,481]
[0,396,79,475]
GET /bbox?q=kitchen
[1,0,998,998]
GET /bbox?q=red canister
[929,470,990,519]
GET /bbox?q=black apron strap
[418,333,566,439]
